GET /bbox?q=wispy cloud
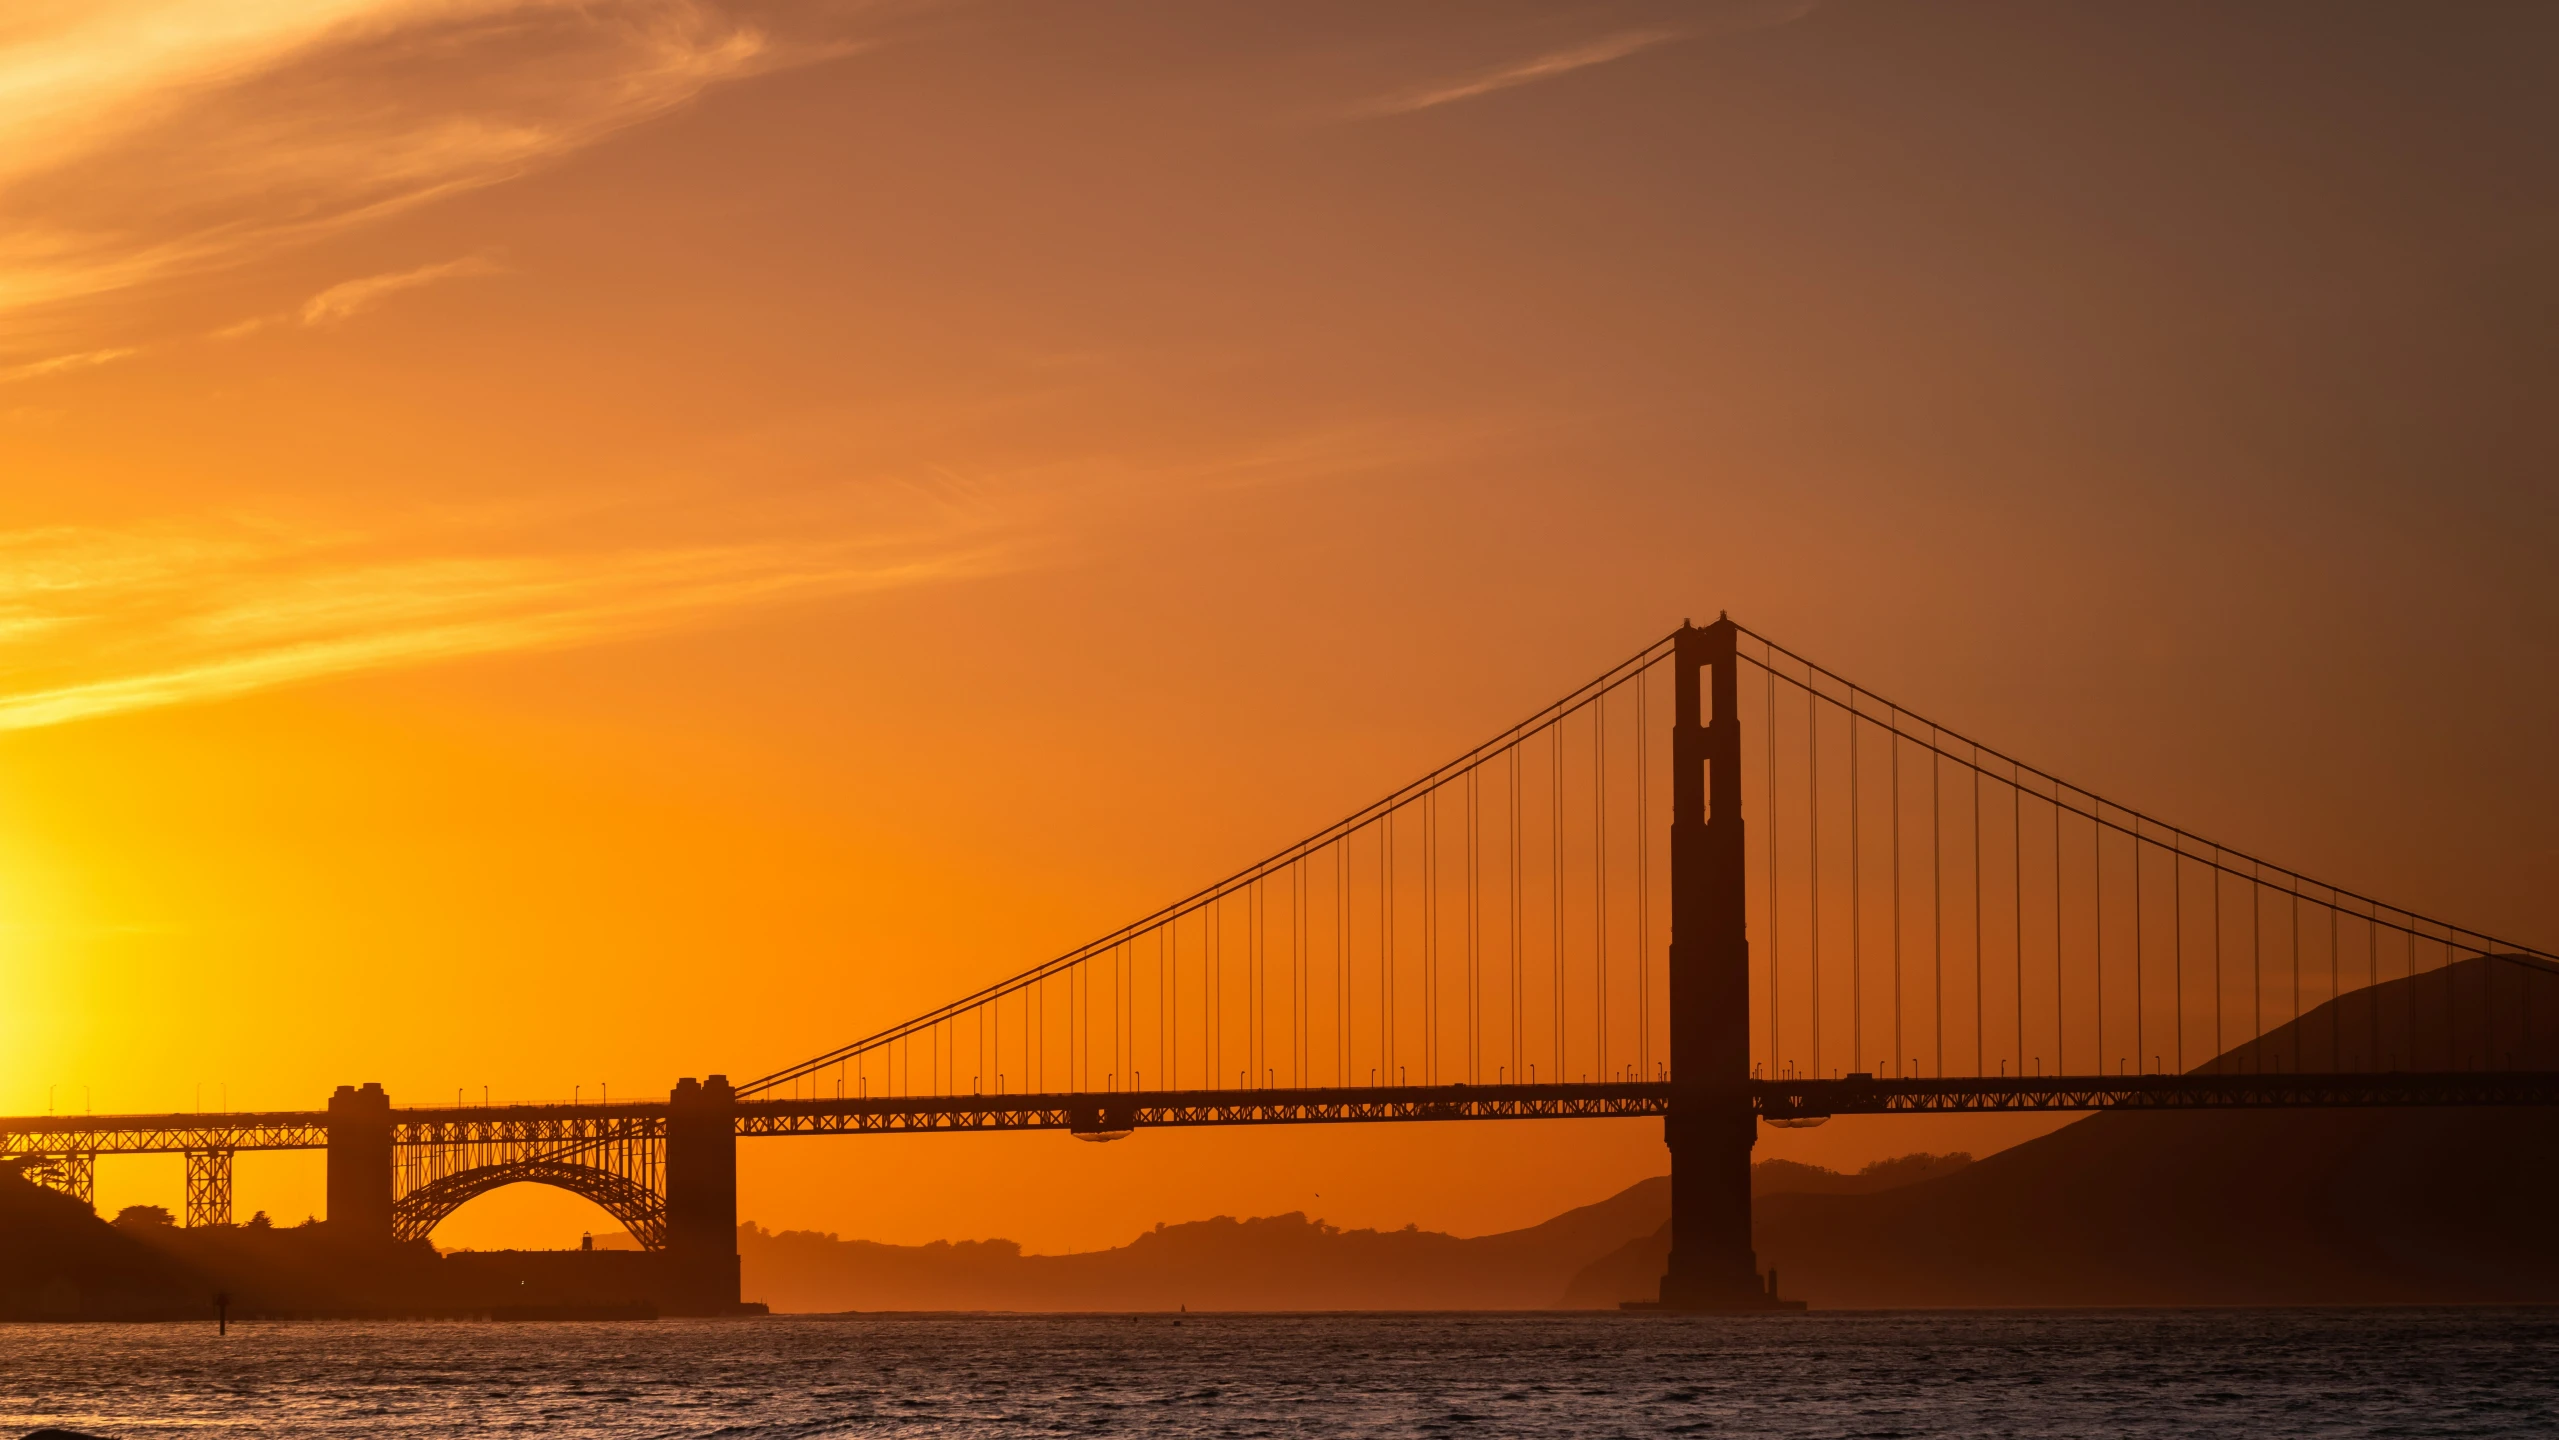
[0,403,1485,732]
[0,1,825,347]
[1344,2,1818,121]
[0,347,138,385]
[1355,30,1682,118]
[0,514,1008,732]
[299,255,506,326]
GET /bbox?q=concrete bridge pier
[325,1082,394,1244]
[665,1075,742,1315]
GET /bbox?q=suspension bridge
[7,617,2554,1313]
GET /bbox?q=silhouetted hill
[1751,1152,1975,1197]
[0,1171,684,1318]
[0,1169,206,1320]
[121,1222,465,1316]
[738,1153,1970,1311]
[1567,953,2559,1308]
[744,1177,1661,1312]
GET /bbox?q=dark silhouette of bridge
[7,618,2553,1314]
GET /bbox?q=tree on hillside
[113,1204,175,1228]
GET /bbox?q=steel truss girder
[0,1115,324,1155]
[184,1149,233,1227]
[391,1109,666,1146]
[9,1074,2559,1166]
[733,1083,1672,1136]
[1756,1071,2559,1118]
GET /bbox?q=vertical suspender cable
[2174,841,2184,1073]
[2406,919,2417,1067]
[1553,722,1566,1079]
[2287,882,2300,1070]
[1213,896,1224,1089]
[1424,790,1437,1083]
[1296,859,1307,1087]
[2212,848,2224,1067]
[1891,709,1903,1077]
[1469,765,1482,1084]
[2442,924,2457,1067]
[1769,652,1781,1076]
[2444,926,2457,1067]
[1851,703,1862,1072]
[1336,842,1348,1086]
[1170,910,1180,1090]
[2012,764,2023,1075]
[1494,757,1514,1084]
[1382,814,1393,1086]
[1596,692,1609,1080]
[2329,900,2340,1069]
[2366,906,2379,1066]
[1251,879,1262,1088]
[1637,666,1651,1080]
[1973,744,1984,1078]
[1811,680,1822,1077]
[2170,844,2190,1069]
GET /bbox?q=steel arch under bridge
[388,1106,668,1248]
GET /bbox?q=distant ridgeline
[714,1154,1968,1314]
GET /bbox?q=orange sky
[3,0,2553,1252]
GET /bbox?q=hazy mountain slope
[743,1177,1668,1312]
[1567,954,2559,1308]
[741,1155,1973,1312]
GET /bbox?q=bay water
[5,1309,2555,1437]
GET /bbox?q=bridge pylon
[1649,618,1797,1311]
[325,1082,394,1243]
[665,1074,743,1315]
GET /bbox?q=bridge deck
[7,1074,2559,1154]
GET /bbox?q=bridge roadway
[10,1070,2555,1314]
[11,1072,2559,1157]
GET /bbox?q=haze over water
[7,1311,2556,1437]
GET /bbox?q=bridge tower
[1655,618,1788,1309]
[325,1082,394,1243]
[665,1075,741,1315]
